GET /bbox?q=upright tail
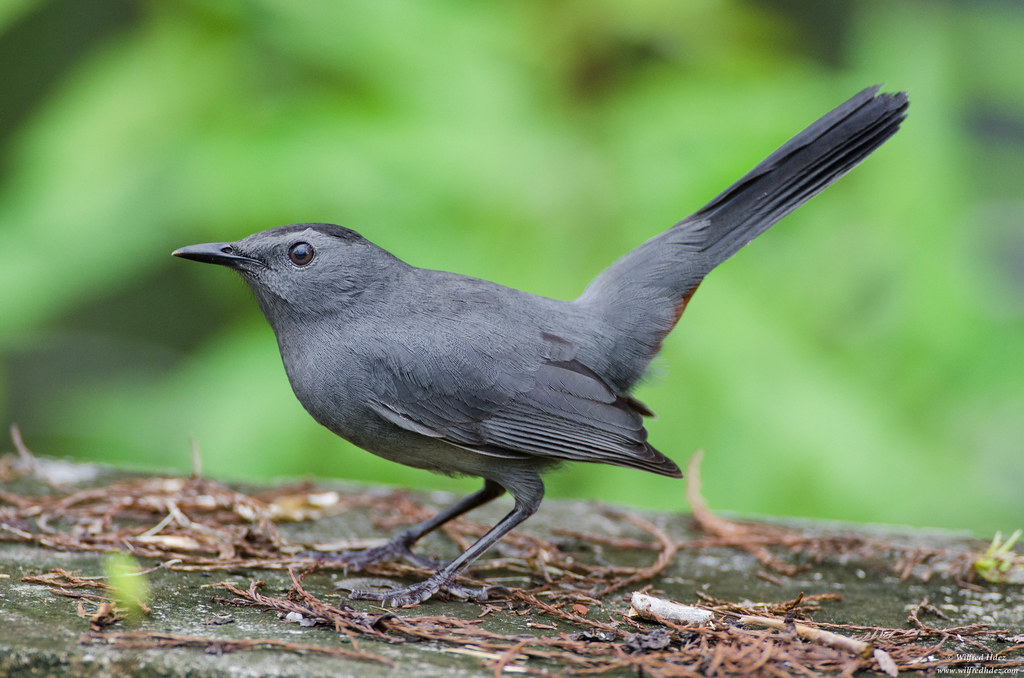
[576,86,909,391]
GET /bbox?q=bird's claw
[344,574,508,607]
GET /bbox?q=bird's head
[173,223,406,323]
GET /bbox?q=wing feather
[366,335,681,478]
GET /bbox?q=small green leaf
[102,552,151,622]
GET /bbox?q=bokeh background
[2,1,1022,536]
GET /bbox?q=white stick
[630,592,713,625]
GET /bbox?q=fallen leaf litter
[2,432,1022,675]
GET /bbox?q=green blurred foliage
[1,0,1022,535]
[103,551,151,622]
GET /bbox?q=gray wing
[366,332,681,478]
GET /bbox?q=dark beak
[172,242,262,269]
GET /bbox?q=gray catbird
[174,86,908,606]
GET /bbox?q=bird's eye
[288,242,314,266]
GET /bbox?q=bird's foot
[303,536,441,571]
[343,571,507,608]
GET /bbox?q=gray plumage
[174,86,908,606]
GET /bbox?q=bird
[173,85,908,607]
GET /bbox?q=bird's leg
[310,480,505,571]
[348,475,544,607]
